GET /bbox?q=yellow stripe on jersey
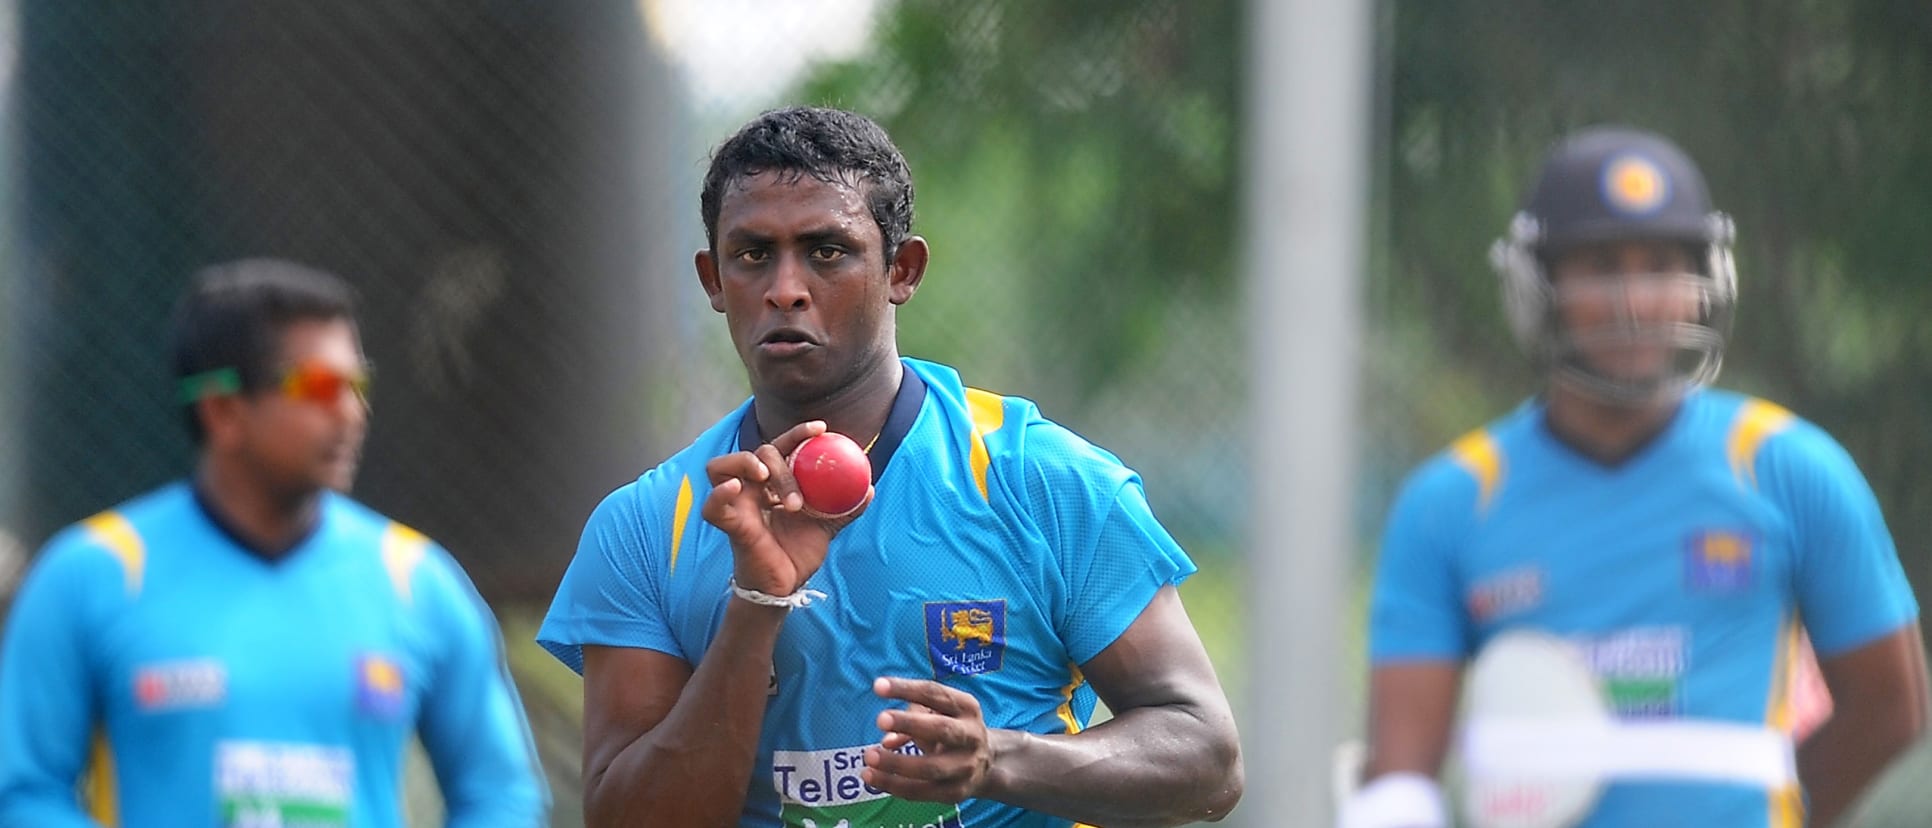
[964,388,1006,501]
[1769,781,1804,828]
[1765,616,1804,828]
[1765,616,1799,732]
[669,474,693,576]
[1053,664,1087,735]
[82,511,144,597]
[381,523,430,606]
[1727,398,1794,490]
[84,729,119,826]
[1448,429,1504,513]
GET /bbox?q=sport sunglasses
[177,359,373,407]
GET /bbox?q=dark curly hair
[700,106,915,261]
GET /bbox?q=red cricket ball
[788,432,871,518]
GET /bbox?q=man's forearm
[978,704,1243,828]
[586,600,789,826]
[1797,707,1920,828]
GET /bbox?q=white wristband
[730,578,827,609]
[1337,772,1447,828]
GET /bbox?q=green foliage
[797,0,1242,398]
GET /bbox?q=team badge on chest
[1684,529,1754,594]
[355,653,406,720]
[923,599,1006,677]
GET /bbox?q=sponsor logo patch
[1467,567,1543,623]
[1577,627,1687,718]
[215,740,352,827]
[1685,529,1754,594]
[133,658,227,712]
[772,745,963,828]
[924,599,1006,678]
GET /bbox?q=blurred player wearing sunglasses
[0,259,545,826]
[1348,128,1928,828]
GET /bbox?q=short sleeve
[536,482,681,674]
[1766,426,1919,657]
[1368,465,1476,663]
[414,548,548,826]
[0,530,121,827]
[1022,425,1195,667]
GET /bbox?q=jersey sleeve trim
[1727,398,1794,490]
[380,522,431,606]
[80,511,143,597]
[964,387,1007,501]
[1448,429,1504,513]
[1052,663,1087,735]
[1764,614,1806,828]
[669,474,694,576]
[1764,614,1800,733]
[84,729,118,826]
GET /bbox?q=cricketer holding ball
[537,107,1242,827]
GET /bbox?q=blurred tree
[796,0,1243,408]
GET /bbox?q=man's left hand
[862,676,996,803]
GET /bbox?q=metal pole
[0,0,20,592]
[1242,0,1372,824]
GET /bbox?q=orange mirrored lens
[281,361,370,405]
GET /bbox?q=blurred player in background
[537,106,1242,827]
[0,260,546,826]
[1351,127,1928,827]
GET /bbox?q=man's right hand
[702,419,874,598]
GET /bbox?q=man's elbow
[1194,768,1244,822]
[1190,728,1246,822]
[1126,723,1243,827]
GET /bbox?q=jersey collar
[190,479,324,563]
[737,362,927,485]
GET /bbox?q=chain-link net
[5,0,691,604]
[1,1,696,818]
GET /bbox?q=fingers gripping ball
[788,432,871,518]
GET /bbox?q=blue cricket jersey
[0,483,546,827]
[539,358,1196,827]
[1370,389,1918,827]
